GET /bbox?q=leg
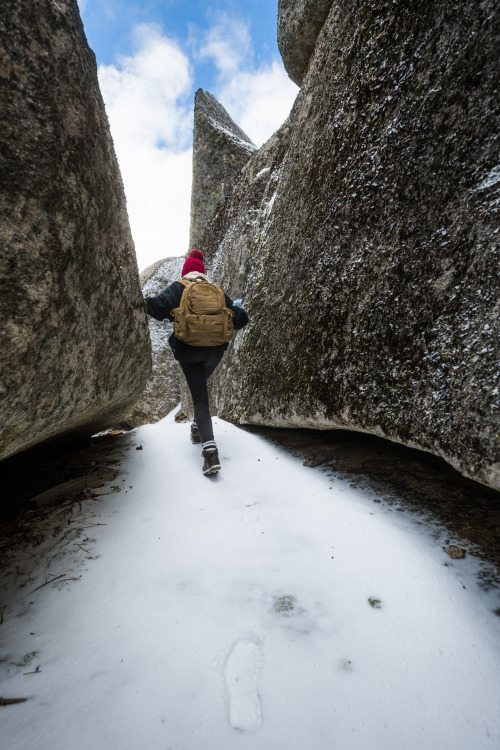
[190,349,223,443]
[181,350,224,475]
[204,348,224,381]
[180,361,214,444]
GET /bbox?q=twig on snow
[81,523,107,528]
[29,573,66,593]
[23,666,41,676]
[75,544,90,553]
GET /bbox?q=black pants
[179,348,224,444]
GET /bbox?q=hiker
[144,249,249,476]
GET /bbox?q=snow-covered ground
[1,412,500,750]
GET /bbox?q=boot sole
[203,464,221,476]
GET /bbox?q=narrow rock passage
[1,412,499,750]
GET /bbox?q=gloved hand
[233,298,243,307]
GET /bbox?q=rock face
[119,258,183,429]
[0,0,151,460]
[199,0,500,491]
[189,89,257,250]
[277,0,333,86]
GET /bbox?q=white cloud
[196,15,298,147]
[96,17,298,273]
[98,24,193,271]
[217,60,298,147]
[197,13,252,75]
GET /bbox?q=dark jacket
[145,278,249,362]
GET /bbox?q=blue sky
[81,0,280,78]
[78,0,297,270]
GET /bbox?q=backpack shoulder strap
[171,280,192,315]
[210,281,227,305]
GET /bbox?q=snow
[207,116,257,154]
[142,257,183,355]
[254,167,271,180]
[264,190,277,216]
[1,412,500,750]
[477,165,500,192]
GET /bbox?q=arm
[145,282,184,322]
[224,293,249,330]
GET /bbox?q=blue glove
[233,298,243,307]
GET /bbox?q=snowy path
[1,413,500,749]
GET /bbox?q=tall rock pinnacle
[189,89,256,251]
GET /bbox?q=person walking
[144,249,248,476]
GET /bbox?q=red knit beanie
[182,249,205,277]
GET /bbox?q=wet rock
[277,0,334,86]
[200,0,500,492]
[444,545,467,560]
[303,454,327,467]
[0,0,151,460]
[189,89,256,250]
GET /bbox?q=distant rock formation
[139,258,172,286]
[189,89,257,250]
[199,0,500,491]
[278,0,333,86]
[0,0,151,460]
[119,257,183,429]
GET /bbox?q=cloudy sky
[77,0,298,271]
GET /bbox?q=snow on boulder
[199,0,500,491]
[0,0,151,460]
[118,257,183,429]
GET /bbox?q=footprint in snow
[242,501,260,524]
[224,638,264,733]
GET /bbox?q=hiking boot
[202,448,221,476]
[190,423,201,443]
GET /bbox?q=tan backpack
[171,279,234,346]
